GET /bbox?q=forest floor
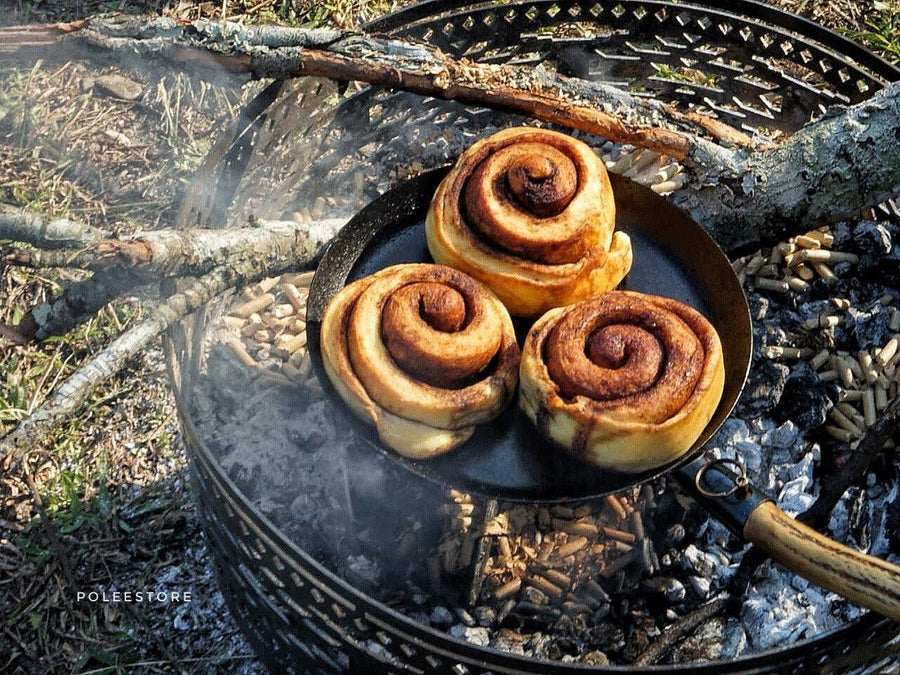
[0,0,897,673]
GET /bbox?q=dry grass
[3,0,406,29]
[0,17,265,672]
[0,0,895,673]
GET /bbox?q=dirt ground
[0,1,896,673]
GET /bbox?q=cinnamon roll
[426,127,632,317]
[319,264,520,458]
[519,291,725,472]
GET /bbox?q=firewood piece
[633,596,729,665]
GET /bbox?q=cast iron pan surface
[307,168,752,502]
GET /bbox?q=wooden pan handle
[743,501,900,622]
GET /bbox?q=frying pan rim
[306,167,752,503]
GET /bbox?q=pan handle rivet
[695,457,750,500]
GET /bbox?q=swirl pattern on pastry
[320,264,520,458]
[426,127,632,317]
[519,291,725,472]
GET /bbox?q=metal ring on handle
[695,456,751,499]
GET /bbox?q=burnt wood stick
[633,596,729,666]
[799,396,900,530]
[467,499,499,607]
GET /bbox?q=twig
[0,204,107,249]
[22,462,76,589]
[725,545,770,615]
[5,246,93,269]
[0,220,335,470]
[468,499,499,607]
[75,655,256,675]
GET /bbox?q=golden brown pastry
[320,263,520,458]
[519,291,725,472]
[426,126,632,317]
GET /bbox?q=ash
[187,162,898,668]
[190,355,449,599]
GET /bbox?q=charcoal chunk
[773,362,833,428]
[845,304,892,350]
[642,577,686,604]
[742,360,790,415]
[854,221,892,254]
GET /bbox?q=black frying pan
[307,168,751,502]
[306,168,900,621]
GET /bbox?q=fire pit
[166,1,900,672]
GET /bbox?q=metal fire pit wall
[167,1,900,672]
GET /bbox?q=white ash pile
[699,214,900,654]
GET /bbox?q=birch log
[6,218,347,277]
[673,82,900,253]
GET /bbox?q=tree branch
[0,15,757,162]
[0,216,339,470]
[2,16,898,250]
[0,204,108,249]
[3,218,346,342]
[13,269,145,342]
[6,218,347,277]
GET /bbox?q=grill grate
[169,1,900,672]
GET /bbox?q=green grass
[270,0,401,28]
[651,63,719,87]
[845,1,900,64]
